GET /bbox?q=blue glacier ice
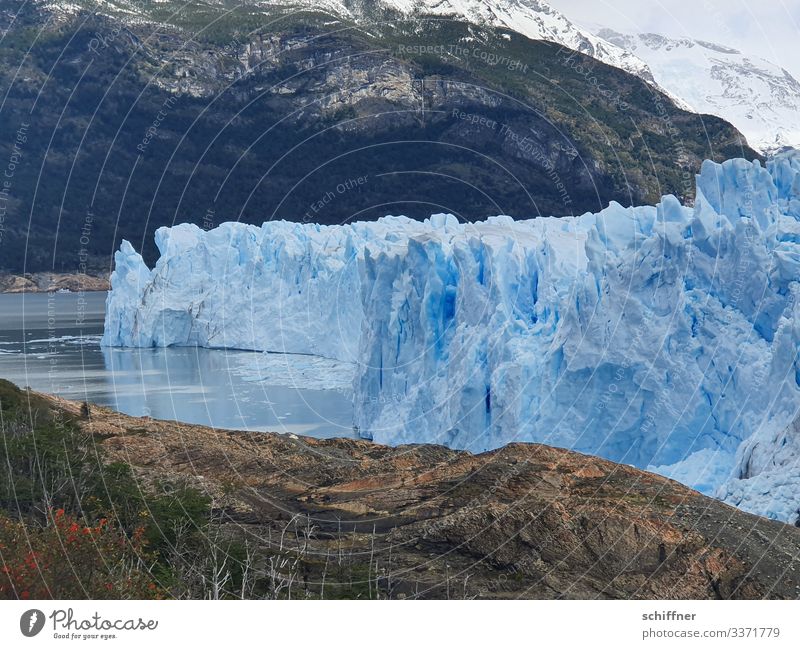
[103,152,800,523]
[102,217,430,360]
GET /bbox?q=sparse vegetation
[2,379,800,599]
[0,379,388,599]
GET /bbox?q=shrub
[0,509,161,599]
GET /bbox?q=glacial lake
[0,291,356,438]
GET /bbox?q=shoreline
[0,272,109,294]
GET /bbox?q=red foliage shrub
[0,509,161,599]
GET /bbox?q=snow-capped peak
[347,1,658,81]
[596,28,800,153]
[283,0,689,107]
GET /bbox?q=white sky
[550,0,800,79]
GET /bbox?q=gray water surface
[0,291,355,437]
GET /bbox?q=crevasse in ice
[103,151,800,523]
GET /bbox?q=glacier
[102,217,431,361]
[103,151,800,523]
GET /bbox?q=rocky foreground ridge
[44,392,800,599]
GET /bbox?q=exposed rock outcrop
[0,273,109,293]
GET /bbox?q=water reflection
[0,292,355,437]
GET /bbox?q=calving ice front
[103,152,800,524]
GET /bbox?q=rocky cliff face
[52,394,800,599]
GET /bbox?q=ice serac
[101,240,152,348]
[104,151,800,523]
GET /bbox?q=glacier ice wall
[102,217,430,361]
[103,152,800,522]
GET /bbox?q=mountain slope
[291,0,696,108]
[29,0,796,153]
[32,0,650,73]
[352,0,655,79]
[30,0,688,105]
[0,2,756,273]
[597,29,800,153]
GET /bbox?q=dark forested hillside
[0,1,759,272]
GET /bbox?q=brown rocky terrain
[0,272,109,293]
[35,393,799,600]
